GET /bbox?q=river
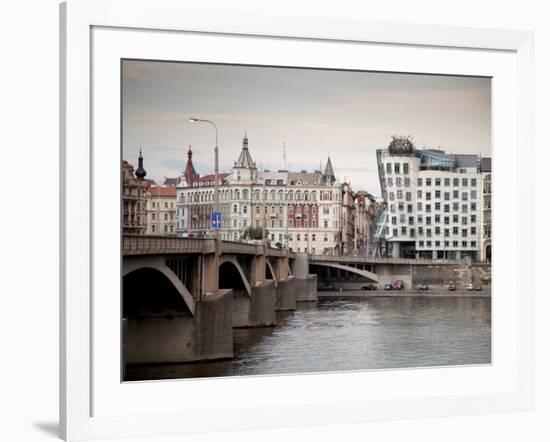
[125,296,491,381]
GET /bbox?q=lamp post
[189,118,219,239]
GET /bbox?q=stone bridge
[122,235,479,369]
[122,235,317,367]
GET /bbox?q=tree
[242,226,268,240]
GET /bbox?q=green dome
[332,179,341,187]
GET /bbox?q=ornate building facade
[176,134,344,254]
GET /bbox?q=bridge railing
[309,254,461,265]
[123,235,295,258]
[123,235,214,255]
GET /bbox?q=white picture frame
[60,0,534,440]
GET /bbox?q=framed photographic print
[60,0,534,440]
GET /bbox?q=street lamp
[189,117,219,238]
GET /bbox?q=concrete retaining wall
[276,276,296,311]
[411,263,491,286]
[295,274,318,302]
[124,289,234,365]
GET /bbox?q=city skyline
[122,60,491,196]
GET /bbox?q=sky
[122,60,491,197]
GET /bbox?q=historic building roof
[234,133,256,169]
[147,186,177,197]
[322,156,336,184]
[183,146,199,185]
[135,149,147,180]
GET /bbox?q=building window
[389,192,395,201]
[435,202,441,211]
[417,178,422,186]
[444,178,450,186]
[435,226,441,235]
[471,202,477,211]
[453,226,459,235]
[387,177,393,187]
[233,204,238,213]
[426,204,431,213]
[394,163,400,173]
[453,178,459,186]
[444,192,450,201]
[401,226,407,235]
[391,216,397,225]
[419,241,424,247]
[393,228,398,237]
[471,178,477,186]
[435,178,441,186]
[462,192,468,201]
[398,202,404,211]
[471,214,477,223]
[435,190,441,199]
[407,204,413,213]
[417,190,422,198]
[471,190,477,200]
[426,192,431,201]
[397,190,403,199]
[403,163,409,174]
[426,216,432,225]
[386,163,392,173]
[435,215,440,223]
[471,241,477,247]
[426,178,432,186]
[417,202,422,211]
[405,192,411,201]
[404,177,410,187]
[444,204,450,213]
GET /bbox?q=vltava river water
[125,296,491,381]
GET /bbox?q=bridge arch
[123,257,195,315]
[265,259,278,287]
[218,256,252,296]
[311,261,379,283]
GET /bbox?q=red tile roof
[147,186,177,197]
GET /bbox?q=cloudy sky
[122,60,491,197]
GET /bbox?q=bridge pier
[123,288,233,365]
[232,280,277,328]
[275,275,296,311]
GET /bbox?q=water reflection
[125,296,491,381]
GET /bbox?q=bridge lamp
[188,117,220,238]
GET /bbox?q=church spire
[322,156,335,184]
[183,144,199,185]
[135,148,147,180]
[235,132,256,169]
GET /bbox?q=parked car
[318,283,336,292]
[465,283,475,291]
[415,283,429,291]
[393,280,405,290]
[383,283,393,291]
[447,284,457,291]
[361,284,378,291]
[474,284,483,291]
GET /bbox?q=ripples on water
[126,297,491,381]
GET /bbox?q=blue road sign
[211,211,222,229]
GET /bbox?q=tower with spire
[180,145,199,186]
[322,156,335,185]
[135,149,147,181]
[232,132,257,183]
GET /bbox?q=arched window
[233,204,238,213]
[270,190,276,200]
[235,189,240,200]
[278,190,283,201]
[311,191,317,201]
[288,191,294,201]
[255,190,260,200]
[296,191,302,200]
[304,191,309,201]
[243,189,249,200]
